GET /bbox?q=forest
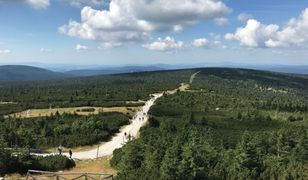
[0,112,129,149]
[0,70,194,116]
[0,69,193,175]
[111,68,308,179]
[1,68,308,177]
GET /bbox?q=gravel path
[34,93,163,160]
[33,72,198,160]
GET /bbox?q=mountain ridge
[0,65,70,81]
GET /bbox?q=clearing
[5,106,139,119]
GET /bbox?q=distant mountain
[258,66,308,74]
[0,65,70,81]
[65,66,165,76]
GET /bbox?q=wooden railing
[26,170,114,180]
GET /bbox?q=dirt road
[34,72,199,160]
[34,93,163,160]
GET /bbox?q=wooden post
[97,145,99,160]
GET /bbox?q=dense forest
[0,70,193,116]
[111,68,308,179]
[1,68,308,177]
[0,112,129,149]
[0,69,193,175]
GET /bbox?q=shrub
[80,108,95,112]
[33,155,76,171]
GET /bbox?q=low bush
[0,145,75,175]
[80,108,95,112]
[33,155,76,171]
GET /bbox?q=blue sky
[0,0,308,66]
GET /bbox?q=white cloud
[237,13,253,22]
[69,0,105,7]
[59,0,230,45]
[143,36,184,51]
[0,49,11,54]
[214,17,229,26]
[213,40,221,45]
[173,25,183,33]
[224,19,279,47]
[40,48,52,52]
[192,38,209,47]
[226,8,308,48]
[75,44,88,51]
[100,42,122,49]
[0,0,50,9]
[26,0,49,9]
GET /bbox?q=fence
[26,170,114,180]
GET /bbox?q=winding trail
[34,93,163,160]
[34,72,199,160]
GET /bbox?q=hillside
[65,66,164,76]
[110,68,308,179]
[1,68,307,177]
[0,65,69,81]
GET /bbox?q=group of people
[57,146,73,159]
[124,132,133,141]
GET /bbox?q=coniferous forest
[111,68,308,179]
[1,68,308,178]
[0,70,193,174]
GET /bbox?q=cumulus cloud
[0,0,50,9]
[26,0,49,9]
[224,19,279,47]
[69,0,105,7]
[225,8,308,48]
[237,13,253,22]
[0,49,11,54]
[192,38,209,47]
[75,44,88,51]
[143,36,184,51]
[214,17,229,26]
[59,0,230,46]
[1,0,104,9]
[143,37,213,51]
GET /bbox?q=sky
[0,0,308,66]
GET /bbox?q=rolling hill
[64,66,165,76]
[0,65,70,81]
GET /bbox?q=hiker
[128,133,134,141]
[69,149,73,159]
[57,146,63,155]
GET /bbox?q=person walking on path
[57,146,63,155]
[69,149,73,159]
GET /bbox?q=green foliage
[111,68,308,179]
[33,155,76,171]
[0,70,193,115]
[0,69,194,175]
[78,107,95,112]
[1,68,308,177]
[0,112,129,149]
[0,142,75,174]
